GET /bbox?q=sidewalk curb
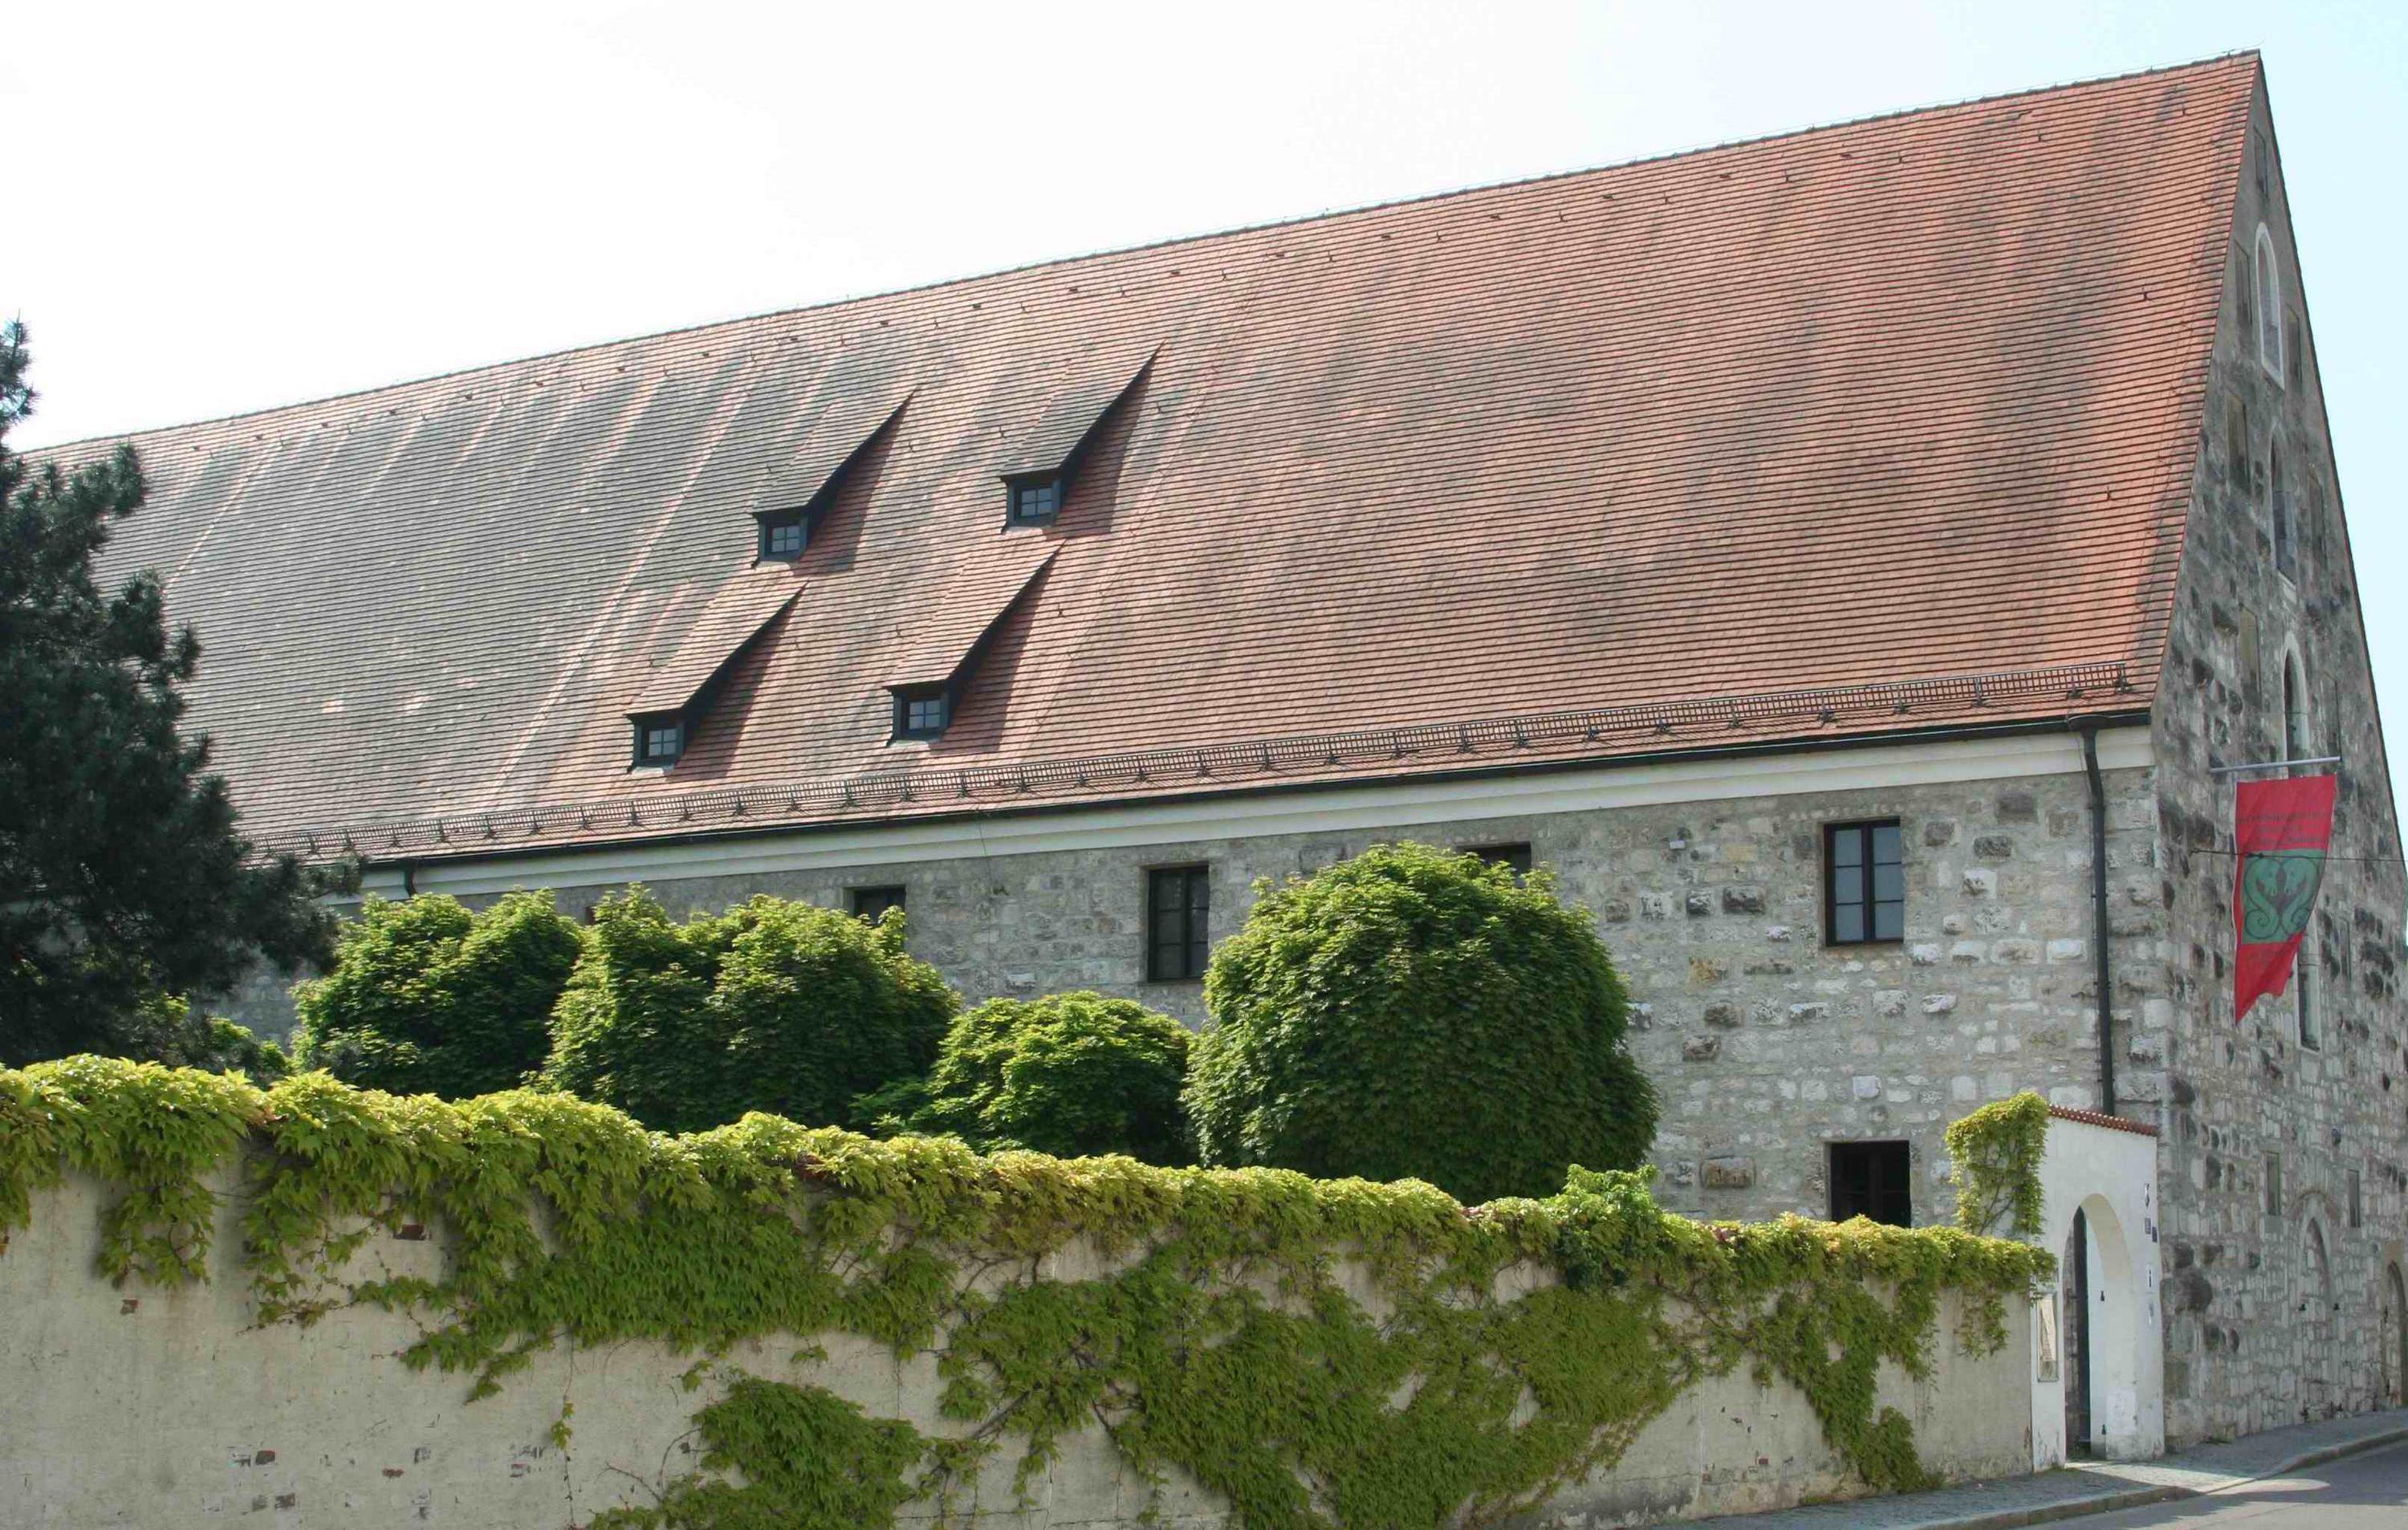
[1877,1423,2408,1530]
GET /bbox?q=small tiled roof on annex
[71,54,2262,861]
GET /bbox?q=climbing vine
[0,1059,2054,1528]
[1945,1092,2052,1240]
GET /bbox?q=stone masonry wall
[2145,80,2408,1447]
[475,760,2161,1231]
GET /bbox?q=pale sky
[11,1,2406,797]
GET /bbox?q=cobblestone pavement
[1682,1410,2408,1530]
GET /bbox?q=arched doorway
[2382,1263,2407,1407]
[2062,1209,2092,1455]
[2057,1194,2143,1457]
[2300,1219,2336,1420]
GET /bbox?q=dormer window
[759,513,806,560]
[633,713,686,766]
[1007,474,1064,526]
[748,391,911,561]
[893,686,950,739]
[621,568,801,773]
[995,345,1157,529]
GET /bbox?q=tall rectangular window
[2265,1152,2284,1218]
[2298,942,2319,1050]
[1824,820,1903,944]
[2349,1168,2363,1231]
[1828,1141,1912,1227]
[850,885,906,923]
[1146,865,1210,983]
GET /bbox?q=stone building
[69,54,2404,1454]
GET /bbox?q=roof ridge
[31,50,2260,455]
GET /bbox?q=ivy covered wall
[0,1060,2048,1528]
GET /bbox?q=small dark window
[760,514,806,560]
[850,885,906,922]
[1146,865,1210,983]
[1824,821,1903,944]
[2265,1151,2284,1218]
[633,715,685,766]
[1463,842,1534,877]
[893,687,950,739]
[2349,1168,2363,1231]
[1007,474,1063,525]
[1829,1141,1912,1227]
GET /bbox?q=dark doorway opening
[1828,1140,1912,1226]
[2064,1207,2093,1458]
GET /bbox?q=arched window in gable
[2255,225,2284,380]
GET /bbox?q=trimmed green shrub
[539,888,954,1134]
[1186,841,1656,1203]
[912,991,1193,1164]
[294,892,582,1098]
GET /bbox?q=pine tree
[0,322,349,1064]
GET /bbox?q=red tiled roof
[624,567,802,718]
[2048,1106,2161,1137]
[70,56,2260,864]
[885,539,1056,691]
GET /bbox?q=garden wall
[0,1064,2052,1530]
[2,1170,2031,1530]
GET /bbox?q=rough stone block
[1720,887,1767,914]
[1996,790,2038,823]
[1974,835,2015,860]
[1682,1036,1721,1062]
[1702,1156,1755,1189]
[1685,891,1714,918]
[1702,1003,1742,1028]
[1924,819,1959,846]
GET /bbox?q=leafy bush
[909,991,1192,1163]
[293,892,583,1098]
[1185,841,1656,1202]
[539,889,954,1134]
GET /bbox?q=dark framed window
[2265,1152,2284,1217]
[1146,865,1210,983]
[759,514,806,560]
[2349,1168,2363,1231]
[1824,820,1903,944]
[892,686,950,739]
[1463,842,1534,877]
[633,714,685,766]
[1007,474,1063,525]
[850,885,906,922]
[1828,1141,1912,1227]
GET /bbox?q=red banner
[2232,773,2338,1022]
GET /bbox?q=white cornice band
[358,726,2154,901]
